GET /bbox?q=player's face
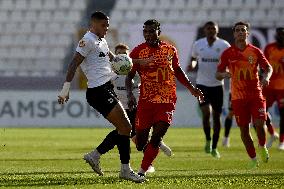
[115,48,129,55]
[233,25,249,42]
[204,24,218,39]
[143,24,160,46]
[91,19,109,38]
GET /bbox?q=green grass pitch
[0,127,283,189]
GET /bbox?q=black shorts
[86,81,119,118]
[196,84,224,113]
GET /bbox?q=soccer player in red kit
[126,19,204,177]
[263,27,284,150]
[216,22,273,168]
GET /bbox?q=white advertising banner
[0,91,280,128]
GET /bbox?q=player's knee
[149,137,162,148]
[136,143,145,151]
[118,124,131,136]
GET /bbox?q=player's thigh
[232,99,251,127]
[150,121,170,147]
[251,97,266,124]
[276,90,284,109]
[209,85,224,114]
[107,103,132,136]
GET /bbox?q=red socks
[141,143,159,171]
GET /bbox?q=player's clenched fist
[58,82,70,104]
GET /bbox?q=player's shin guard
[117,134,131,164]
[96,130,118,155]
[141,143,159,172]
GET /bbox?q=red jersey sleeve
[217,50,229,72]
[257,48,270,71]
[129,46,140,59]
[263,45,269,59]
[172,46,180,69]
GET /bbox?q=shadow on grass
[1,170,284,187]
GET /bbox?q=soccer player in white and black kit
[187,21,230,158]
[57,11,145,183]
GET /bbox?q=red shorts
[263,88,284,108]
[232,98,266,126]
[135,102,175,131]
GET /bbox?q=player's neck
[206,37,216,47]
[235,40,248,51]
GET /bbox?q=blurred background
[0,0,282,127]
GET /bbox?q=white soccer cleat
[266,133,279,148]
[279,142,284,150]
[146,165,155,173]
[83,153,104,176]
[119,169,146,183]
[222,137,230,148]
[160,141,173,157]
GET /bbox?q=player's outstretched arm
[58,52,85,104]
[125,70,137,111]
[174,66,204,102]
[215,71,231,81]
[260,64,273,87]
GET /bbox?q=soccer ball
[111,54,133,75]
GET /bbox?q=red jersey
[264,42,284,90]
[217,44,270,100]
[129,41,179,104]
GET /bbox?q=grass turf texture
[0,128,283,189]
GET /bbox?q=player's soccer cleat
[204,140,212,153]
[83,153,104,176]
[211,149,221,159]
[259,147,269,163]
[248,159,259,169]
[119,169,146,183]
[160,141,173,157]
[266,133,279,148]
[146,165,155,173]
[279,142,284,150]
[222,137,230,147]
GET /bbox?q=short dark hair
[203,21,218,28]
[115,43,129,53]
[144,19,161,31]
[91,11,109,20]
[232,21,250,32]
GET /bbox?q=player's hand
[58,82,71,104]
[260,78,269,88]
[190,87,204,103]
[127,93,137,111]
[221,72,231,78]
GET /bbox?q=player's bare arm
[125,70,137,111]
[108,50,115,62]
[58,52,85,104]
[260,64,273,87]
[174,66,204,102]
[187,57,198,72]
[215,71,231,81]
[132,56,154,65]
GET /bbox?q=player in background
[126,19,204,178]
[187,21,230,158]
[112,43,173,173]
[222,93,233,147]
[216,22,273,168]
[263,27,284,150]
[57,11,145,183]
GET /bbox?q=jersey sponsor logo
[201,58,219,63]
[237,68,253,80]
[156,67,169,82]
[79,40,86,47]
[248,55,254,64]
[272,63,283,74]
[99,52,106,57]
